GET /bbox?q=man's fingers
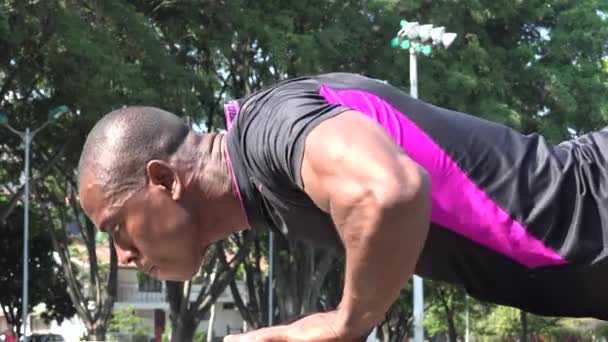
[223,327,288,342]
[223,336,281,342]
[224,329,262,342]
[223,334,238,342]
[223,333,255,342]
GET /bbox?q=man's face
[80,174,206,281]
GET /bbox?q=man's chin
[157,273,192,282]
[154,268,198,282]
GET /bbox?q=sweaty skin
[224,111,430,341]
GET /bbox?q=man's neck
[196,133,249,235]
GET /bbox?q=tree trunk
[95,325,107,341]
[520,310,528,342]
[437,288,458,342]
[84,326,107,341]
[43,189,117,342]
[446,309,458,342]
[171,314,197,342]
[275,237,338,323]
[89,327,106,341]
[166,240,248,340]
[226,231,266,329]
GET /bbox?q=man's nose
[116,244,139,265]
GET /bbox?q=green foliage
[193,331,209,342]
[0,201,76,328]
[162,324,172,342]
[421,289,608,341]
[424,283,466,338]
[379,0,608,141]
[0,2,8,39]
[95,230,109,244]
[161,323,172,342]
[67,244,85,259]
[476,306,556,338]
[378,282,414,340]
[108,306,151,337]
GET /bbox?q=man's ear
[146,160,183,200]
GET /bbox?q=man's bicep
[300,110,427,216]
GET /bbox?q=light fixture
[418,25,433,42]
[430,26,446,45]
[442,32,458,48]
[47,105,71,121]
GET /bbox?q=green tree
[424,282,467,342]
[0,198,76,339]
[378,283,414,341]
[107,305,152,341]
[1,1,202,340]
[40,174,119,341]
[477,306,559,340]
[225,231,272,330]
[386,0,608,140]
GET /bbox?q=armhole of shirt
[291,107,352,190]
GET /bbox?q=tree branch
[0,141,68,224]
[223,252,257,328]
[44,205,93,325]
[306,248,336,311]
[98,240,117,330]
[196,237,249,316]
[178,280,192,320]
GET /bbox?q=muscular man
[78,73,608,341]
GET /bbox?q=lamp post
[0,105,70,341]
[465,294,470,342]
[391,19,457,342]
[268,231,274,327]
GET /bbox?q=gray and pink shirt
[224,72,608,319]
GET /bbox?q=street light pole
[268,231,274,327]
[0,106,70,341]
[410,45,418,99]
[465,295,470,342]
[409,42,424,342]
[391,19,457,342]
[22,127,31,341]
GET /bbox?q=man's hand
[223,311,367,342]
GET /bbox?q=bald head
[78,106,190,198]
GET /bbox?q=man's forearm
[335,173,431,338]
